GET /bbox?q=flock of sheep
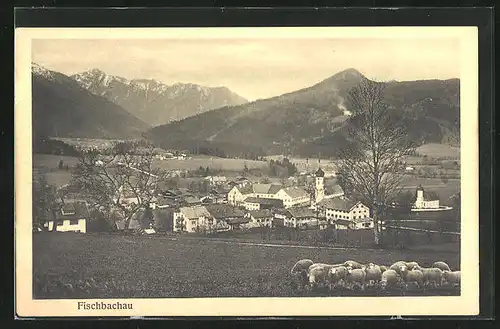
[290,259,461,293]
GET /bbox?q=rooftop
[179,205,212,220]
[205,204,245,218]
[54,202,90,221]
[319,198,361,211]
[286,207,317,218]
[281,186,309,199]
[243,197,283,207]
[248,209,274,218]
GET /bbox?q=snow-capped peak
[32,63,56,81]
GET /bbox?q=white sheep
[406,261,420,270]
[379,269,400,290]
[344,260,364,269]
[442,270,461,287]
[290,259,314,290]
[290,259,314,275]
[364,263,383,285]
[389,261,408,276]
[345,267,367,291]
[400,265,424,290]
[432,261,451,272]
[421,267,444,288]
[379,265,389,273]
[327,265,349,290]
[308,265,331,290]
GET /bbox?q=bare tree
[337,77,416,245]
[70,140,167,230]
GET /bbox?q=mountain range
[70,69,248,126]
[31,64,460,158]
[148,69,460,158]
[32,63,150,140]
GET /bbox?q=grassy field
[33,233,460,299]
[416,143,460,159]
[152,157,267,172]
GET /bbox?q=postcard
[15,26,479,317]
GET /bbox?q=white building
[173,205,213,233]
[275,187,311,208]
[227,183,310,209]
[413,185,440,209]
[204,176,227,186]
[43,202,88,233]
[318,198,370,223]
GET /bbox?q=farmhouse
[245,209,274,228]
[274,207,319,228]
[205,204,246,230]
[242,197,283,211]
[44,202,89,233]
[173,205,213,233]
[318,198,370,223]
[334,217,374,230]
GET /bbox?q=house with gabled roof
[173,205,213,233]
[245,209,274,228]
[44,201,89,233]
[228,183,310,209]
[242,197,283,211]
[273,207,320,229]
[275,186,311,208]
[205,204,247,230]
[317,197,373,229]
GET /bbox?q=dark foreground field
[33,233,460,299]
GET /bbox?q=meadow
[33,233,460,299]
[415,143,460,159]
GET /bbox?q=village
[41,152,446,241]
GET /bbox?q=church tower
[315,167,325,204]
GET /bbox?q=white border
[15,27,479,317]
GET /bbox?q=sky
[32,37,460,101]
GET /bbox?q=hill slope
[148,69,460,158]
[32,64,151,140]
[70,69,248,126]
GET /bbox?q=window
[69,219,79,225]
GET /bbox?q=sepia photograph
[15,26,479,317]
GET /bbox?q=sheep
[389,261,408,276]
[327,265,349,290]
[344,260,364,269]
[307,265,331,290]
[379,269,400,290]
[290,259,314,290]
[345,267,367,291]
[421,267,444,288]
[364,263,383,286]
[442,270,461,287]
[406,261,420,270]
[290,259,314,275]
[400,265,424,290]
[432,261,451,272]
[379,265,389,273]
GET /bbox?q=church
[310,167,345,208]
